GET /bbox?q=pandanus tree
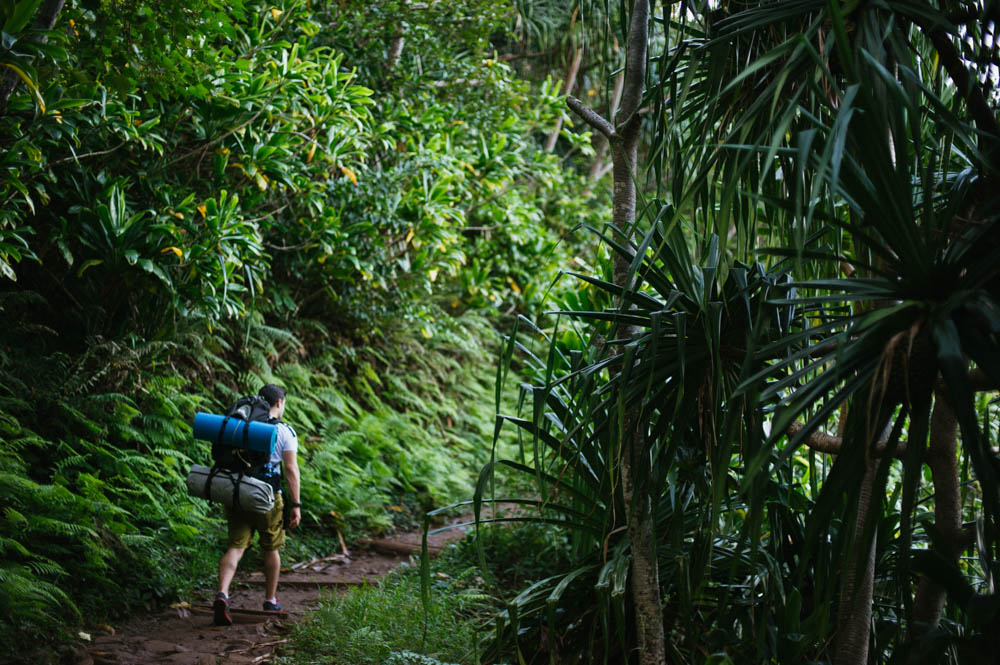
[472,0,1000,663]
[661,2,1000,662]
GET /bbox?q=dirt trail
[79,523,471,665]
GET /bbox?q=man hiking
[213,384,301,626]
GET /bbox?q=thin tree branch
[4,138,128,206]
[788,421,843,454]
[567,96,614,140]
[246,203,290,225]
[787,421,906,458]
[158,99,274,172]
[279,129,322,149]
[261,241,312,252]
[50,142,127,166]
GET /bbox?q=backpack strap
[241,411,252,452]
[203,463,220,501]
[232,471,243,511]
[216,413,232,449]
[202,464,246,511]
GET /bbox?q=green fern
[0,561,78,622]
[0,536,30,557]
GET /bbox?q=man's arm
[283,449,301,529]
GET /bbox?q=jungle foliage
[457,1,1000,664]
[0,0,608,657]
[1,0,604,328]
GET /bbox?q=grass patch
[276,520,574,665]
[276,570,484,665]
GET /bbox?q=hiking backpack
[203,395,283,509]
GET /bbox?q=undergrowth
[0,304,510,660]
[276,520,573,665]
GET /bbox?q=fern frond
[27,516,98,540]
[0,536,30,557]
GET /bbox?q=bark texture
[387,37,405,69]
[834,458,879,665]
[911,393,961,634]
[387,30,406,70]
[788,420,907,458]
[621,436,666,665]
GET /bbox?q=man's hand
[288,506,301,529]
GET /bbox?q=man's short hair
[259,384,287,407]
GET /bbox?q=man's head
[259,384,287,418]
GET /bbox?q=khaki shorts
[226,493,285,551]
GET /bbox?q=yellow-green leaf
[77,259,102,277]
[339,165,358,185]
[1,62,45,113]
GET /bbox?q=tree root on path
[226,638,289,655]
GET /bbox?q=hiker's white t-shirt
[262,423,297,489]
[271,422,297,464]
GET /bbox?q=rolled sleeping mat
[186,464,275,514]
[192,412,276,453]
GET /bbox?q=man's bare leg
[218,547,245,597]
[263,549,280,603]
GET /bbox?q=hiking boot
[213,592,232,626]
[262,600,282,612]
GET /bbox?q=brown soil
[77,522,472,665]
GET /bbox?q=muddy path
[80,523,471,665]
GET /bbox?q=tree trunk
[387,30,406,70]
[621,426,665,665]
[611,1,663,656]
[0,0,66,113]
[834,457,879,665]
[612,123,665,665]
[911,392,961,634]
[544,46,583,152]
[569,2,663,664]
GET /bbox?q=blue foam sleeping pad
[192,412,277,453]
